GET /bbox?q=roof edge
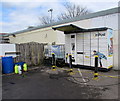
[9,7,120,36]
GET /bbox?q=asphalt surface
[2,66,120,100]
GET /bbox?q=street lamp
[48,9,53,23]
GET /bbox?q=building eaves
[9,7,120,36]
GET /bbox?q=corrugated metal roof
[9,7,120,36]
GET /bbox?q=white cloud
[1,0,65,33]
[67,0,118,12]
[1,15,40,33]
[68,0,119,3]
[1,0,119,33]
[1,9,41,33]
[2,0,119,2]
[81,2,118,12]
[1,0,60,3]
[1,0,64,8]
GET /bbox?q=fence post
[94,55,99,80]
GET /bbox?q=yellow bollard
[14,65,18,74]
[52,53,57,71]
[52,66,56,71]
[23,63,28,72]
[93,55,99,80]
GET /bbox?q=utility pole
[48,8,53,23]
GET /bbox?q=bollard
[69,54,72,68]
[66,53,68,63]
[69,54,73,73]
[14,65,19,74]
[52,53,56,70]
[23,63,28,72]
[94,55,99,80]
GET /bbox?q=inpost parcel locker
[53,24,113,70]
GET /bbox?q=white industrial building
[9,7,120,70]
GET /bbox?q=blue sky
[0,0,119,33]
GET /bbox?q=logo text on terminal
[95,33,106,37]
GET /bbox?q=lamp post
[48,9,53,23]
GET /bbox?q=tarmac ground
[2,66,120,100]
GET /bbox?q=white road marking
[78,68,86,84]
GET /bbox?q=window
[71,35,75,38]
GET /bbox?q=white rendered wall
[0,44,16,57]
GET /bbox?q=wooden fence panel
[14,42,45,66]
